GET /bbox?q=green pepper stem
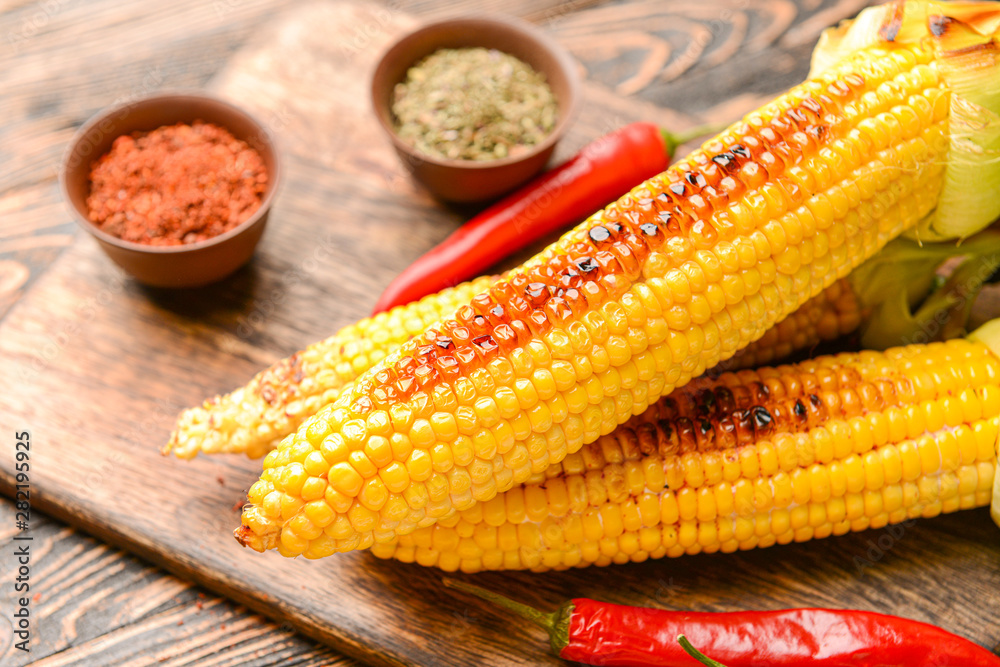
[661,122,731,156]
[678,635,729,667]
[442,578,574,656]
[443,578,555,631]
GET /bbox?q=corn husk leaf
[848,226,1000,349]
[916,8,1000,240]
[966,317,1000,530]
[811,0,1000,242]
[809,0,924,76]
[848,234,962,308]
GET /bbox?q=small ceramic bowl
[60,91,281,288]
[371,15,580,203]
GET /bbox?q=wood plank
[0,499,352,666]
[2,1,998,666]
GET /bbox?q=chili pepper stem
[660,122,731,156]
[442,578,573,656]
[678,635,729,667]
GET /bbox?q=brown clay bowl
[60,91,281,288]
[371,15,580,203]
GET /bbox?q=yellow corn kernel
[380,462,410,494]
[329,463,363,497]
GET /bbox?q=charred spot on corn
[928,15,953,37]
[346,81,852,414]
[750,406,773,432]
[589,226,612,243]
[373,335,1000,571]
[639,222,659,237]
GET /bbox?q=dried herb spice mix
[392,47,558,161]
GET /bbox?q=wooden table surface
[2,0,961,664]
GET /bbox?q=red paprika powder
[86,121,267,246]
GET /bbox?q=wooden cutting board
[1,2,998,666]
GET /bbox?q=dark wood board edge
[0,470,403,667]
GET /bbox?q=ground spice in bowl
[86,121,267,246]
[392,47,558,161]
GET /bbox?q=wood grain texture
[0,499,352,666]
[2,0,998,665]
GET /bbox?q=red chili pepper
[445,580,1000,667]
[371,121,722,314]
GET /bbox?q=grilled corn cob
[370,330,1000,571]
[169,276,859,459]
[237,0,1000,557]
[171,223,999,461]
[165,275,499,459]
[171,223,999,460]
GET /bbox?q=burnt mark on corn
[807,124,828,141]
[929,14,952,37]
[805,393,828,423]
[473,335,499,356]
[659,396,680,421]
[675,417,697,451]
[685,171,707,188]
[589,226,612,244]
[658,419,676,444]
[697,417,716,449]
[712,152,736,168]
[879,0,905,42]
[694,388,717,417]
[734,409,756,446]
[657,210,676,228]
[927,15,1000,54]
[351,75,853,413]
[635,422,659,456]
[606,365,912,461]
[751,406,773,433]
[639,222,659,237]
[715,386,736,413]
[716,414,737,448]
